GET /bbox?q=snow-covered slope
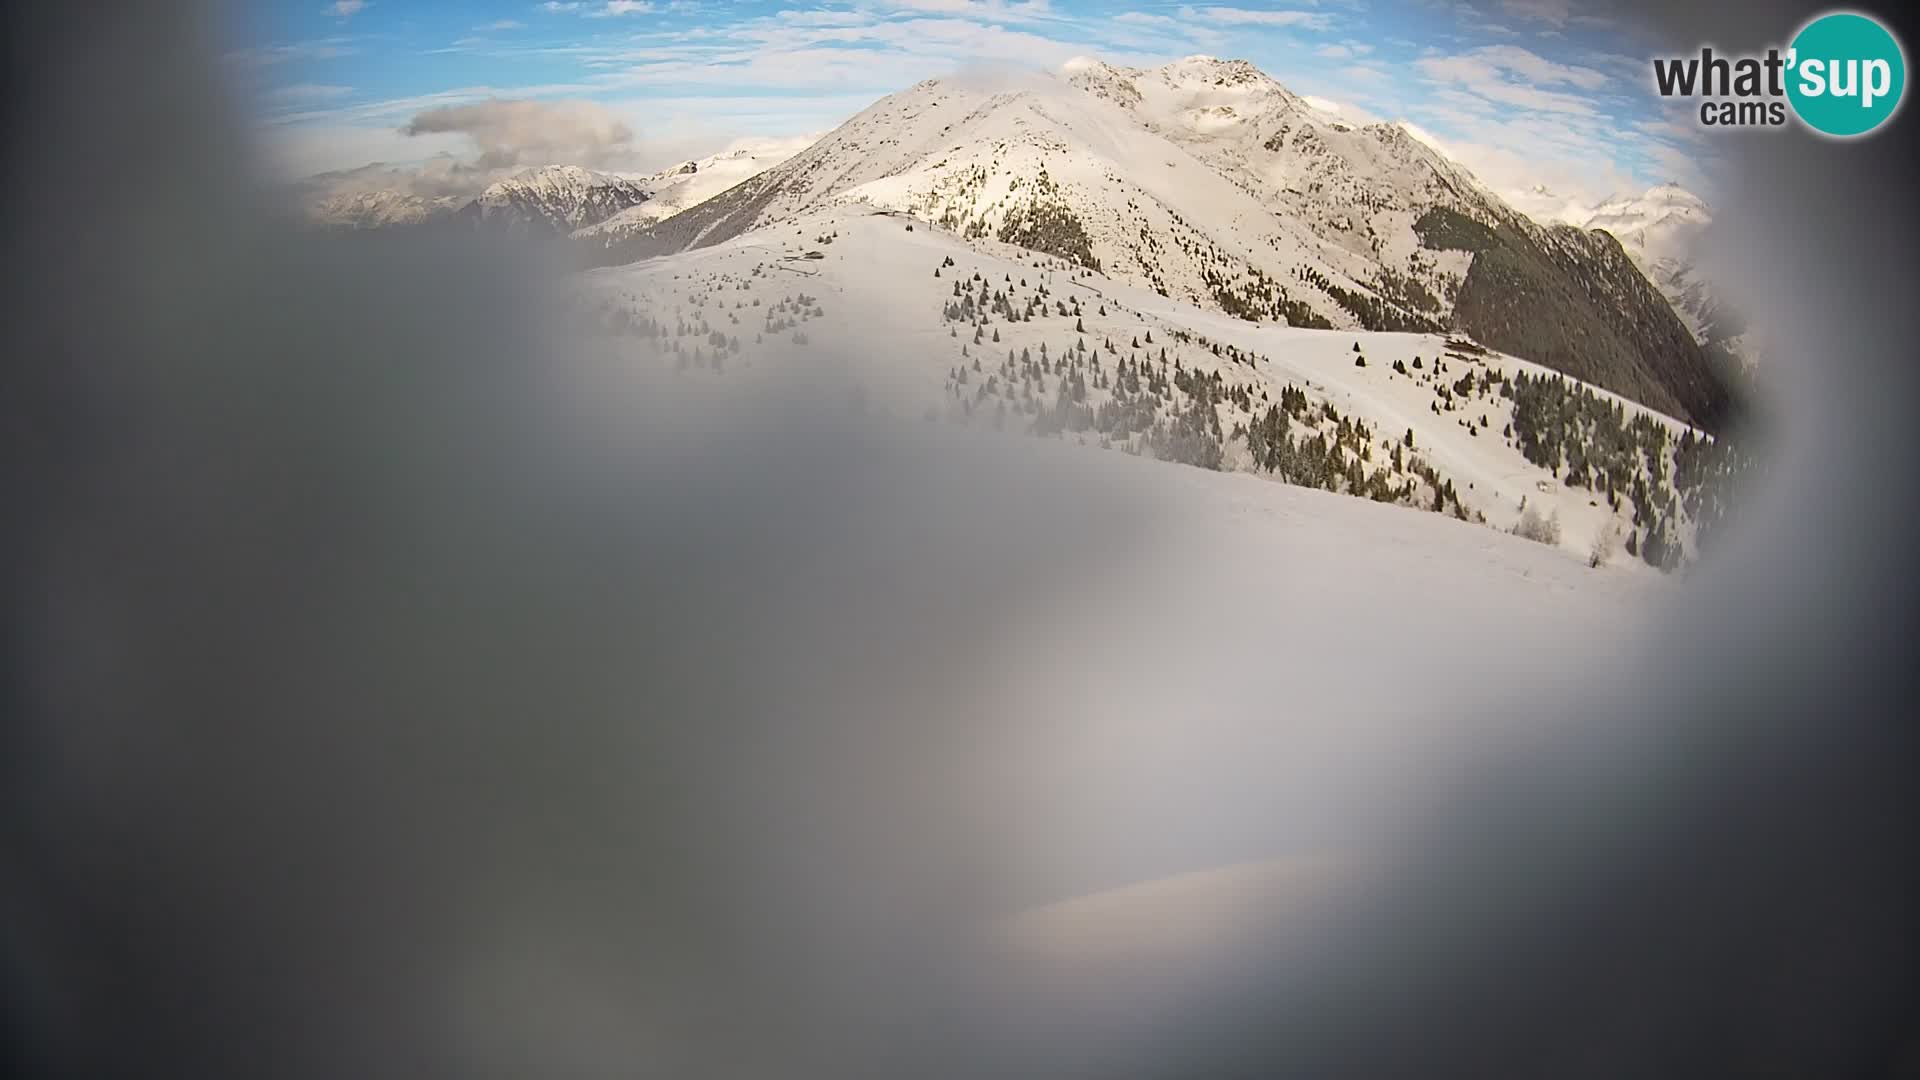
[572,204,1743,569]
[575,137,815,240]
[592,57,1729,430]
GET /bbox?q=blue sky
[232,1,1715,213]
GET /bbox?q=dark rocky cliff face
[1419,207,1732,431]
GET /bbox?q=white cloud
[777,9,876,26]
[477,20,526,31]
[1639,141,1715,197]
[588,1,655,15]
[585,11,1177,96]
[324,0,368,18]
[875,0,1058,21]
[1314,42,1372,59]
[538,2,582,11]
[1420,86,1479,109]
[1480,43,1607,88]
[1403,105,1648,215]
[1114,11,1179,26]
[1376,31,1694,214]
[1496,0,1614,31]
[1413,43,1612,117]
[1632,115,1707,147]
[1419,44,1608,91]
[1187,7,1333,31]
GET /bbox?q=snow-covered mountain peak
[1572,183,1712,235]
[1073,56,1300,121]
[1647,181,1707,206]
[1158,55,1272,85]
[1060,56,1142,106]
[478,164,628,200]
[462,165,653,233]
[573,55,1730,427]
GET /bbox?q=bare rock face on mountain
[586,57,1728,428]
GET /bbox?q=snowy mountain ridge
[575,137,816,240]
[307,140,814,236]
[589,56,1730,429]
[305,163,649,233]
[457,165,654,234]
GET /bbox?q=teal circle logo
[1786,11,1906,137]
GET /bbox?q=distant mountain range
[306,138,813,237]
[307,164,643,232]
[573,138,816,240]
